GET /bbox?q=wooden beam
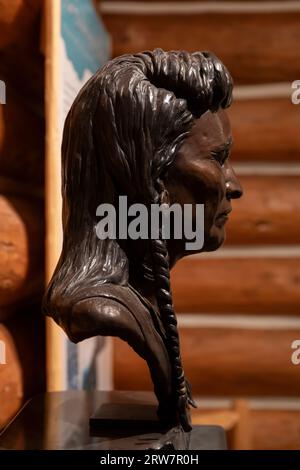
[103,12,300,83]
[44,0,65,393]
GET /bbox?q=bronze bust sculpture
[43,49,242,435]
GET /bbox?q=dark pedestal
[0,391,226,450]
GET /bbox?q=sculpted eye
[211,139,232,166]
[211,150,228,166]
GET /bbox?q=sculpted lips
[215,208,232,227]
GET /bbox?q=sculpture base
[90,401,160,428]
[0,391,227,450]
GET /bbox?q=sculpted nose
[225,166,243,200]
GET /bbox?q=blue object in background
[62,0,110,79]
[61,0,110,391]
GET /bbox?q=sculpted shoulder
[48,284,161,347]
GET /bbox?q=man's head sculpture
[43,49,242,433]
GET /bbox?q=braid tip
[178,396,192,433]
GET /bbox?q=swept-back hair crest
[45,48,232,302]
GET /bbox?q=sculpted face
[165,109,243,262]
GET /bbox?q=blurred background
[0,0,300,449]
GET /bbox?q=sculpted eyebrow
[214,138,233,153]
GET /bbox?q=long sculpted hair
[44,49,232,431]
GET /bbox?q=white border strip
[233,163,300,175]
[189,246,300,259]
[101,1,300,15]
[178,314,300,329]
[250,398,300,410]
[234,82,292,100]
[195,397,300,410]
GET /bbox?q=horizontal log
[0,0,44,118]
[171,257,300,314]
[103,12,300,83]
[226,175,300,245]
[0,0,42,48]
[229,98,300,162]
[0,195,44,316]
[0,88,44,186]
[0,176,43,199]
[0,310,45,429]
[114,326,300,396]
[0,324,22,428]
